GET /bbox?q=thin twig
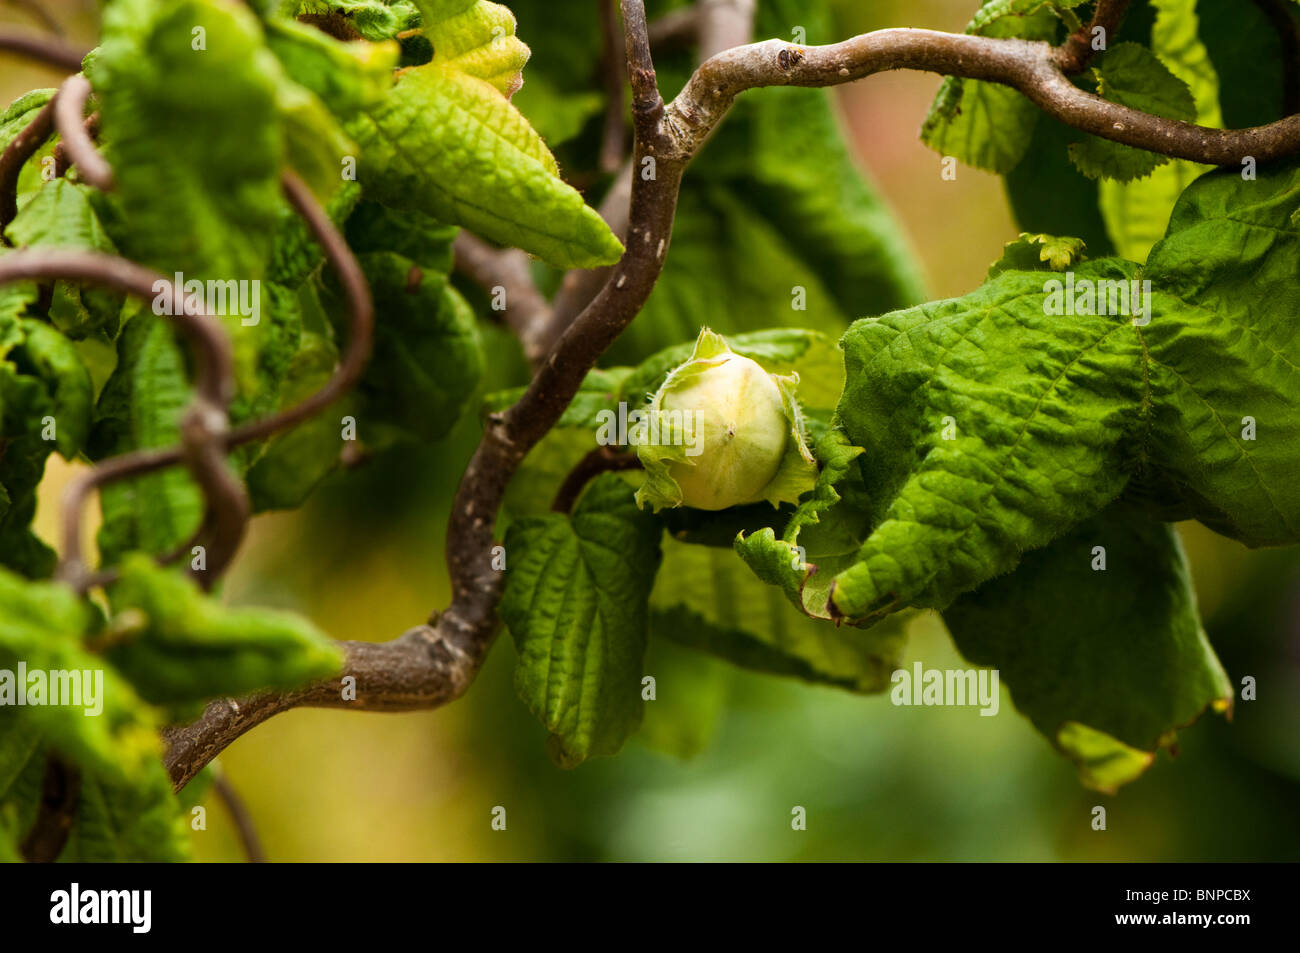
[452,231,552,366]
[0,29,86,72]
[52,112,98,179]
[647,6,699,51]
[1056,0,1132,73]
[598,0,628,173]
[53,76,112,190]
[2,0,64,36]
[213,774,267,863]
[697,0,756,60]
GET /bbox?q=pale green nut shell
[661,352,789,510]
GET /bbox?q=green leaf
[944,506,1232,791]
[0,90,57,204]
[92,0,288,393]
[653,535,906,693]
[920,2,1062,173]
[1067,43,1197,182]
[265,15,398,114]
[5,181,125,340]
[286,1,421,42]
[0,570,161,785]
[93,0,284,282]
[60,761,190,862]
[344,200,457,269]
[822,155,1300,625]
[89,311,203,567]
[735,426,871,619]
[414,0,531,98]
[246,329,346,510]
[104,554,343,705]
[0,320,93,576]
[349,8,623,268]
[341,251,483,444]
[501,474,663,766]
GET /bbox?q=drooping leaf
[0,569,160,785]
[413,0,531,98]
[944,505,1232,791]
[286,0,421,42]
[265,14,399,114]
[818,156,1300,624]
[104,554,343,705]
[0,320,93,576]
[501,474,663,766]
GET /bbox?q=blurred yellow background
[5,0,1299,862]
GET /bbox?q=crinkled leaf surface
[944,505,1232,790]
[1068,42,1197,182]
[105,554,343,705]
[823,157,1300,625]
[920,1,1063,174]
[349,1,623,268]
[500,474,662,766]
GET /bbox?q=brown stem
[213,774,267,864]
[598,0,628,173]
[2,0,64,36]
[1056,0,1132,74]
[0,29,87,73]
[452,231,552,366]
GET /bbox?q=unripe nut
[661,353,787,510]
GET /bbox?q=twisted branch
[53,75,112,190]
[0,29,86,73]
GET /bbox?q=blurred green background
[5,0,1299,861]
